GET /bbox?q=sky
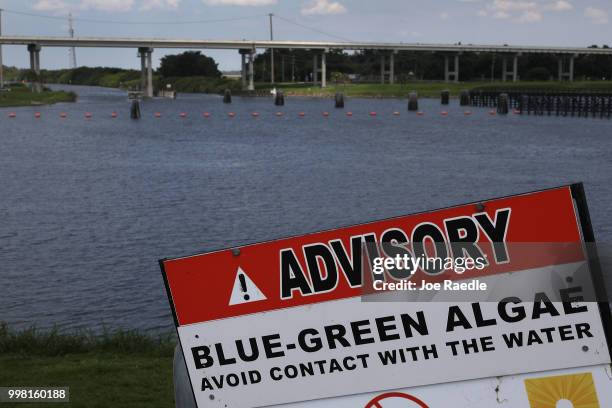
[0,0,611,71]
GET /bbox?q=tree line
[252,47,612,82]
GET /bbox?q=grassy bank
[0,85,76,108]
[157,76,241,93]
[0,323,176,408]
[271,80,612,98]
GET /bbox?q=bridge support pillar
[146,49,154,98]
[138,47,154,98]
[239,49,250,90]
[248,49,255,91]
[321,51,326,88]
[558,55,576,81]
[502,55,519,82]
[313,53,318,85]
[379,52,396,84]
[444,53,459,83]
[27,44,42,93]
[241,53,247,90]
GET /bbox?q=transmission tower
[68,13,77,68]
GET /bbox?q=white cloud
[32,0,71,13]
[203,0,277,5]
[301,0,346,15]
[490,0,537,12]
[439,11,450,20]
[585,6,608,24]
[516,10,542,22]
[81,0,135,12]
[141,0,181,10]
[546,0,572,12]
[477,0,574,22]
[493,10,511,18]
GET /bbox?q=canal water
[1,85,611,333]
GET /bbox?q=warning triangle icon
[229,267,267,306]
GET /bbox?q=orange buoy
[8,112,16,118]
[464,111,472,116]
[346,111,353,117]
[513,109,520,115]
[489,110,497,116]
[155,112,162,118]
[180,112,187,118]
[251,112,259,117]
[369,111,377,116]
[275,112,283,117]
[322,111,330,117]
[393,111,400,116]
[440,111,449,116]
[85,112,92,119]
[416,111,424,116]
[228,112,235,118]
[111,112,118,118]
[34,112,41,118]
[203,112,210,118]
[298,112,305,117]
[60,112,67,118]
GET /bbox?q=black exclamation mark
[239,273,250,301]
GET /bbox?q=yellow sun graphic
[524,372,600,408]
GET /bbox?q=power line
[274,15,353,43]
[1,8,266,25]
[0,8,352,43]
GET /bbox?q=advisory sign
[160,184,611,408]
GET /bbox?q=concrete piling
[407,92,418,111]
[335,92,345,108]
[223,89,232,104]
[467,89,612,119]
[274,89,285,106]
[441,90,450,105]
[497,93,509,114]
[130,100,141,119]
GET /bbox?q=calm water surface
[1,85,611,332]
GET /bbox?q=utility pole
[0,8,4,89]
[68,13,77,69]
[269,13,274,84]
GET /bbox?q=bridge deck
[1,36,611,55]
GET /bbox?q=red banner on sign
[161,186,583,326]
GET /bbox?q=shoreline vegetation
[273,80,612,98]
[0,84,76,108]
[0,323,176,407]
[3,65,612,106]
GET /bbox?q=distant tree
[158,51,221,78]
[330,71,349,84]
[525,67,552,81]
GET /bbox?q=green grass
[269,80,612,98]
[0,323,176,408]
[0,84,76,107]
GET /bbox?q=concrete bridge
[2,35,612,96]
